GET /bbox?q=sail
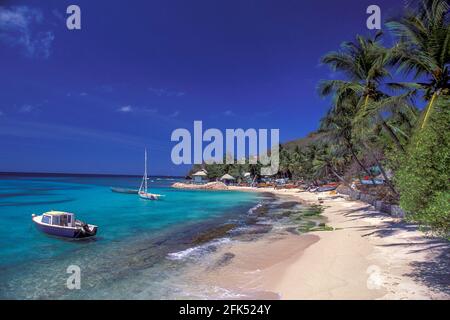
[139,148,148,193]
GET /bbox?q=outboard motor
[80,222,93,235]
[73,219,98,238]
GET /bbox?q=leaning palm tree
[387,0,450,129]
[320,90,376,184]
[312,144,349,184]
[319,34,415,152]
[321,90,402,194]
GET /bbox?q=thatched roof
[192,170,207,177]
[220,174,235,180]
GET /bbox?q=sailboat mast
[144,148,148,192]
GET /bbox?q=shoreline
[187,187,450,300]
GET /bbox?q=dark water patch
[0,186,22,190]
[251,205,269,216]
[28,185,91,191]
[0,192,45,199]
[0,185,90,201]
[0,191,63,199]
[244,216,259,225]
[230,224,273,237]
[274,201,298,209]
[0,198,76,207]
[191,224,237,245]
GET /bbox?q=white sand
[199,187,450,300]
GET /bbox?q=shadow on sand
[341,203,450,296]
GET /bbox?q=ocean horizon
[0,171,185,179]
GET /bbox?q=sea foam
[167,237,232,261]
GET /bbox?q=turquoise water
[0,174,261,299]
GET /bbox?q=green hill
[282,131,325,151]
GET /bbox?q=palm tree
[387,0,449,129]
[279,145,292,179]
[288,147,303,180]
[312,144,349,184]
[320,90,377,184]
[320,86,401,194]
[319,34,413,152]
[298,144,319,185]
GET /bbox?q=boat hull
[111,187,139,194]
[138,192,161,200]
[33,221,97,239]
[317,186,337,192]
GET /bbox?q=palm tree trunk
[380,118,405,153]
[421,91,439,129]
[377,160,398,196]
[373,156,398,196]
[346,141,376,184]
[398,111,413,131]
[329,165,348,186]
[366,94,405,152]
[362,142,399,196]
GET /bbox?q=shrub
[395,95,450,236]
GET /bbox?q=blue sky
[0,0,405,175]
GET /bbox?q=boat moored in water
[32,211,98,239]
[138,148,164,200]
[138,191,164,200]
[110,187,139,194]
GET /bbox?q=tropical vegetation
[189,0,449,236]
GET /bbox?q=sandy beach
[193,187,450,300]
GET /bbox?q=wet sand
[194,188,450,300]
[189,233,319,299]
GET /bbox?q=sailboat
[138,149,164,200]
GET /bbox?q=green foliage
[395,95,450,236]
[302,204,324,216]
[297,221,334,232]
[421,191,450,237]
[386,0,450,98]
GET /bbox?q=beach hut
[220,173,236,185]
[192,170,208,184]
